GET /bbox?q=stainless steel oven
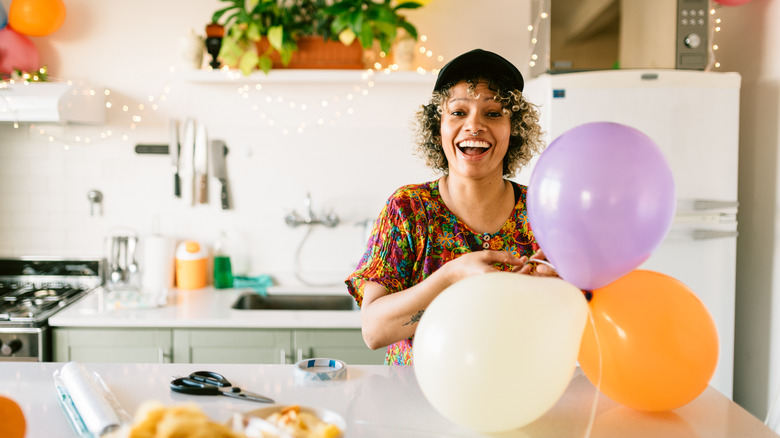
[0,257,103,361]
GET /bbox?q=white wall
[716,0,780,420]
[0,0,530,285]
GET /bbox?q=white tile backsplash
[0,78,438,285]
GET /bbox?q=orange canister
[175,240,208,290]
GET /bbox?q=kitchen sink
[231,292,355,311]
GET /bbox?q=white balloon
[413,272,588,433]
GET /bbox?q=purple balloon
[527,122,676,291]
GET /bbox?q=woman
[346,49,555,365]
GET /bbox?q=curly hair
[413,77,545,177]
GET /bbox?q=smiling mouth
[457,139,491,156]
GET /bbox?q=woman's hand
[516,249,559,277]
[441,250,526,283]
[360,250,529,350]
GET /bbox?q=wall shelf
[174,68,436,85]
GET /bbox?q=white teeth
[457,140,490,148]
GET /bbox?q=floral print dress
[345,179,538,365]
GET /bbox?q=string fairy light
[12,77,171,149]
[707,5,724,70]
[225,67,379,135]
[527,0,550,70]
[6,36,445,144]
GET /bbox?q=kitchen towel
[233,274,274,296]
[54,362,130,437]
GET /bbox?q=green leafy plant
[324,0,421,53]
[212,0,314,74]
[210,0,422,75]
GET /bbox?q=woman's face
[440,80,511,180]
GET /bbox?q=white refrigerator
[517,70,741,398]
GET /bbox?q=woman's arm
[359,250,526,350]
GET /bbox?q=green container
[213,255,234,289]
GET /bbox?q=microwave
[539,0,710,74]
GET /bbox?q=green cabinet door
[53,328,173,363]
[173,329,292,364]
[293,329,386,365]
[53,327,384,365]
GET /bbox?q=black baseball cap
[433,49,524,92]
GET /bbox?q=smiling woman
[344,49,552,365]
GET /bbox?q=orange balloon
[9,0,66,37]
[578,270,719,412]
[0,395,26,438]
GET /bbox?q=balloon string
[582,306,602,438]
[764,381,780,427]
[524,258,557,273]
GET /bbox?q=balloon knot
[583,290,593,302]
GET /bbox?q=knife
[169,119,181,198]
[180,119,196,206]
[210,140,229,210]
[194,124,208,204]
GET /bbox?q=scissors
[170,371,274,403]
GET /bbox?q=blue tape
[295,358,347,382]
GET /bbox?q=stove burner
[0,257,103,361]
[0,285,85,322]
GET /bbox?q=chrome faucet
[285,193,340,228]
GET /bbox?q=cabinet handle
[296,348,303,362]
[692,229,739,240]
[693,199,739,211]
[280,349,287,364]
[158,348,171,363]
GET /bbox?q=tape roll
[294,358,347,383]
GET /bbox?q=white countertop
[2,362,776,438]
[48,286,362,329]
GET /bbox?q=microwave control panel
[676,0,710,70]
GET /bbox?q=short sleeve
[345,191,422,307]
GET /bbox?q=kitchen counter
[2,362,776,438]
[48,286,361,329]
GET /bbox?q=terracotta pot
[255,36,364,69]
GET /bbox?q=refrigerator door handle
[693,200,739,211]
[691,229,739,240]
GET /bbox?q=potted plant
[324,0,421,55]
[209,0,423,75]
[211,0,300,74]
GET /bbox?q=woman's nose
[465,114,487,134]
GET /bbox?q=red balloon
[8,0,66,37]
[713,0,752,5]
[0,26,39,74]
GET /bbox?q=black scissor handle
[189,371,231,387]
[170,377,221,395]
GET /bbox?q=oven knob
[1,339,22,356]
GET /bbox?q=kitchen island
[2,362,776,438]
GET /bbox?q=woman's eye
[450,110,466,116]
[486,111,503,118]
